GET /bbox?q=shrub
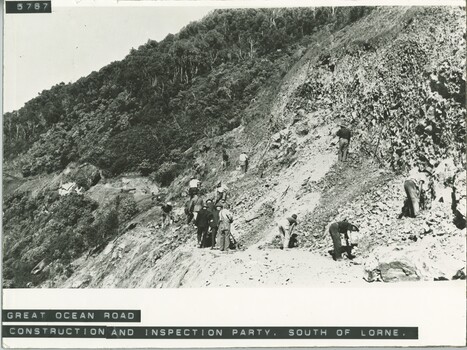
[151,161,180,187]
[118,195,139,222]
[138,159,152,176]
[2,191,98,287]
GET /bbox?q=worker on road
[402,168,429,218]
[277,214,298,250]
[218,203,234,251]
[195,204,212,248]
[192,194,204,222]
[209,203,222,249]
[329,221,359,261]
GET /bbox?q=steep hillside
[3,6,465,288]
[3,7,371,178]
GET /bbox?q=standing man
[239,152,249,173]
[222,149,230,170]
[404,179,421,218]
[161,201,174,228]
[403,168,428,218]
[192,194,204,222]
[209,203,222,249]
[328,221,359,261]
[215,182,229,204]
[195,204,212,248]
[188,177,200,198]
[277,214,298,250]
[336,123,351,162]
[218,203,234,251]
[205,198,215,213]
[185,198,194,224]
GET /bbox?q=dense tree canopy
[4,7,372,177]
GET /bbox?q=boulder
[364,235,464,282]
[364,245,428,282]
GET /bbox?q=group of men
[186,180,234,250]
[155,135,361,259]
[156,126,452,263]
[157,123,399,262]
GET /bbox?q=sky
[3,6,214,112]
[4,0,463,113]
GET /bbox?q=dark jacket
[336,221,358,233]
[210,209,221,228]
[337,127,351,141]
[195,207,212,228]
[206,201,215,213]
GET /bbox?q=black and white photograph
[2,0,466,347]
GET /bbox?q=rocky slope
[7,6,466,288]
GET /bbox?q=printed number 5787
[16,2,49,11]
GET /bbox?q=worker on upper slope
[336,123,351,162]
[222,148,230,170]
[215,182,229,204]
[188,177,201,198]
[239,151,249,173]
[161,201,174,228]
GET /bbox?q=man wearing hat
[209,203,222,249]
[277,214,298,250]
[336,123,351,162]
[194,203,213,248]
[218,203,234,251]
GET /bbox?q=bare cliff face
[18,6,466,288]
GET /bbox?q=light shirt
[239,153,248,162]
[278,218,291,229]
[219,209,233,230]
[189,179,200,188]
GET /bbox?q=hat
[216,203,223,209]
[291,214,298,220]
[206,199,213,203]
[167,202,172,206]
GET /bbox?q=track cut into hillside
[10,6,464,288]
